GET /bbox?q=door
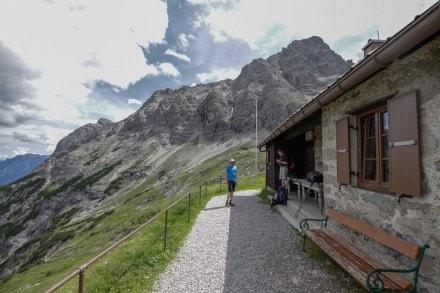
[266,144,276,190]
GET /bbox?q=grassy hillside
[0,141,266,292]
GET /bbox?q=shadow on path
[222,193,357,293]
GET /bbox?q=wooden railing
[45,177,224,293]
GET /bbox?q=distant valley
[0,154,49,186]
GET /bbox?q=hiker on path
[225,158,237,207]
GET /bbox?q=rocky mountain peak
[97,117,113,125]
[270,36,354,94]
[53,118,114,157]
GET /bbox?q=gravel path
[152,190,355,293]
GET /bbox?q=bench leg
[302,233,307,252]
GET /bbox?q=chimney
[362,39,385,57]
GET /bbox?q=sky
[0,0,437,159]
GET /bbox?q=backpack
[271,186,288,208]
[306,171,323,184]
[289,161,295,171]
[287,158,295,176]
[305,171,323,195]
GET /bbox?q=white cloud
[0,0,168,118]
[13,131,45,144]
[209,29,229,43]
[202,0,438,61]
[178,34,192,48]
[36,95,85,125]
[0,0,169,157]
[108,107,137,123]
[128,99,143,106]
[164,49,191,62]
[187,0,230,4]
[197,68,240,83]
[13,147,31,156]
[158,63,181,77]
[77,102,136,123]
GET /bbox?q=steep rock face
[0,36,353,278]
[53,118,114,157]
[231,58,304,133]
[194,88,232,142]
[125,81,235,144]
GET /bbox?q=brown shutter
[388,90,422,196]
[336,117,350,185]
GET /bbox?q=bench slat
[320,229,413,290]
[327,209,422,260]
[305,229,412,291]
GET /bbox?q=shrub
[72,161,122,191]
[104,176,125,195]
[39,175,83,199]
[0,221,25,237]
[51,207,82,227]
[16,177,46,195]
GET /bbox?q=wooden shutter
[336,117,350,185]
[388,90,422,196]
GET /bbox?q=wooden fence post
[164,209,168,251]
[188,193,191,222]
[78,268,85,293]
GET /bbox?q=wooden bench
[300,209,429,292]
[290,178,324,214]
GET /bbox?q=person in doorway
[276,149,289,189]
[226,158,238,207]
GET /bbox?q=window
[336,90,422,196]
[358,104,389,191]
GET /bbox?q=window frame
[357,103,390,192]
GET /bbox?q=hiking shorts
[228,181,236,193]
[279,165,288,179]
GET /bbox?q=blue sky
[0,0,436,159]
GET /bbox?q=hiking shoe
[225,200,230,207]
[229,202,236,206]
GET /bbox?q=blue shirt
[226,165,237,182]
